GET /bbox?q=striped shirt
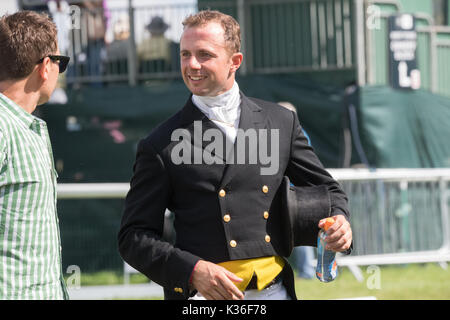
[0,93,68,300]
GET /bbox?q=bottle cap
[323,217,335,231]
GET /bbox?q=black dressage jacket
[118,93,350,299]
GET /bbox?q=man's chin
[189,87,209,96]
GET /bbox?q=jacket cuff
[189,260,202,284]
[166,249,201,298]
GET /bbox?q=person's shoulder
[140,108,185,152]
[0,122,7,155]
[246,96,295,121]
[0,105,13,130]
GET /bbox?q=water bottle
[316,217,338,282]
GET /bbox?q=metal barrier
[229,0,355,74]
[64,1,196,86]
[41,0,356,86]
[330,169,450,269]
[56,168,450,282]
[23,0,450,96]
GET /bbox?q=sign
[388,14,420,90]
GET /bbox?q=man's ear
[230,52,243,72]
[37,57,51,81]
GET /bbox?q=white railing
[57,182,129,199]
[57,168,450,197]
[57,168,450,281]
[328,168,450,278]
[328,168,450,181]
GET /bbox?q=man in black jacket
[118,10,352,300]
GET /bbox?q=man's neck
[193,81,239,109]
[0,80,39,114]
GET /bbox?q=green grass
[65,271,149,287]
[70,263,450,299]
[295,263,450,300]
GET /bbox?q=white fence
[329,168,450,280]
[57,168,450,281]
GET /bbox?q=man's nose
[187,56,201,69]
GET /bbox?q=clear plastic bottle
[316,217,338,282]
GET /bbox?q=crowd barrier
[57,168,450,282]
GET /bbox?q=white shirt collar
[192,81,241,126]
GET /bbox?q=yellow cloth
[218,256,285,292]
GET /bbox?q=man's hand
[318,214,352,252]
[191,260,244,300]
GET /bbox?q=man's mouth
[188,75,206,81]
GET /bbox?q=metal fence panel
[341,179,445,256]
[246,0,355,73]
[56,169,450,273]
[63,0,356,85]
[437,42,450,96]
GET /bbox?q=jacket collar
[238,92,265,132]
[176,91,268,184]
[179,94,206,127]
[179,91,265,130]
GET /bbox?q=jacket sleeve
[285,112,351,246]
[118,138,201,298]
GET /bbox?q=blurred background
[2,0,450,299]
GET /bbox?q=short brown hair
[0,11,58,81]
[182,10,241,54]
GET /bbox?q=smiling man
[179,19,242,97]
[0,11,70,299]
[119,10,352,300]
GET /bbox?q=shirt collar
[192,81,241,123]
[0,92,41,130]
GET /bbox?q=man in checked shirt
[0,10,70,299]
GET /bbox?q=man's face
[180,22,241,96]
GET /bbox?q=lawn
[72,263,450,300]
[295,263,450,300]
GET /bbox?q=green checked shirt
[0,93,68,300]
